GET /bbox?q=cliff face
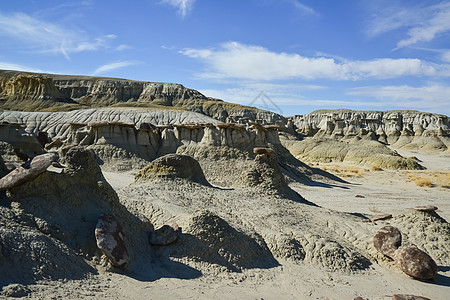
[0,70,285,124]
[0,108,283,171]
[289,110,450,153]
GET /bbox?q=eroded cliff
[0,70,285,124]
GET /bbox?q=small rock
[95,214,129,268]
[413,205,438,212]
[392,294,431,300]
[373,226,402,259]
[149,223,182,246]
[13,148,30,163]
[0,153,58,190]
[354,297,365,300]
[253,147,275,155]
[355,194,365,198]
[394,246,438,280]
[367,214,393,224]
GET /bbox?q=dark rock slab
[95,214,129,268]
[414,205,438,212]
[392,294,431,300]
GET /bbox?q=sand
[3,151,449,300]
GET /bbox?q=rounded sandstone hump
[394,246,438,280]
[0,152,58,190]
[135,153,209,185]
[373,226,402,259]
[149,224,181,246]
[95,214,129,268]
[253,147,275,155]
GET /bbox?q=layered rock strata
[290,110,450,153]
[0,70,285,124]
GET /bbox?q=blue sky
[1,0,450,116]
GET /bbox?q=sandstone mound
[239,149,288,194]
[391,210,450,266]
[285,138,424,170]
[0,205,95,286]
[0,147,154,287]
[172,211,278,272]
[135,154,209,185]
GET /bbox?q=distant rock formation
[290,110,450,153]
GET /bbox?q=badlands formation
[0,71,449,299]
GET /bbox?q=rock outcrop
[0,70,285,124]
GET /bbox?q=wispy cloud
[285,0,317,15]
[0,12,118,59]
[92,61,140,76]
[365,1,450,49]
[0,62,47,73]
[397,2,450,49]
[161,0,196,18]
[180,42,447,81]
[347,83,450,113]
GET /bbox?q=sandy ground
[8,151,448,300]
[101,152,450,300]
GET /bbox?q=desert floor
[10,150,449,300]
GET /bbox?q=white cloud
[92,61,140,76]
[180,42,445,81]
[0,62,47,73]
[161,0,196,18]
[0,12,118,59]
[347,84,450,112]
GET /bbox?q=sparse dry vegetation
[320,165,363,177]
[404,171,450,188]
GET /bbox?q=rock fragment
[253,147,275,155]
[0,153,58,190]
[394,246,438,280]
[95,214,129,268]
[149,223,182,246]
[392,294,431,300]
[413,205,438,212]
[373,226,402,259]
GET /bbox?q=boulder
[373,226,402,259]
[149,223,182,246]
[0,152,58,190]
[95,214,129,268]
[394,246,438,280]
